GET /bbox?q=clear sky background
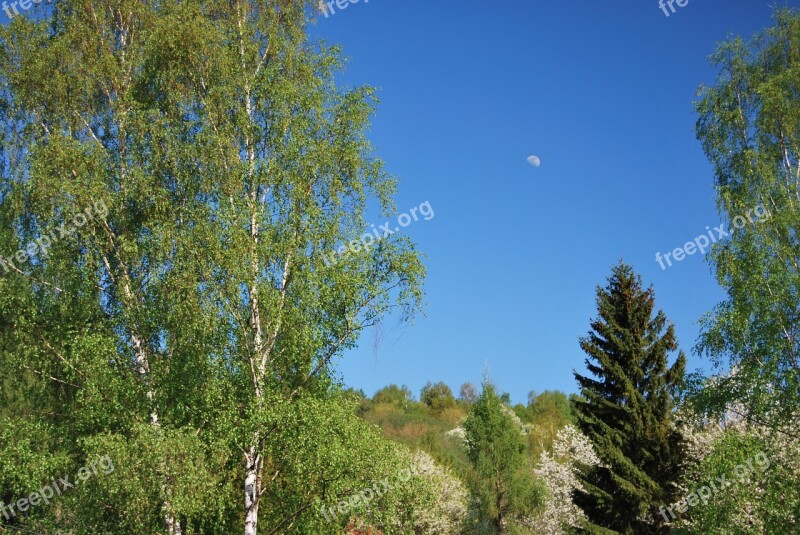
[307,0,800,405]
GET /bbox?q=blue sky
[308,0,800,405]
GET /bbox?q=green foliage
[0,417,72,521]
[64,425,232,535]
[253,393,438,535]
[463,383,541,534]
[526,390,577,457]
[674,429,800,534]
[420,381,456,415]
[529,391,575,423]
[0,0,427,533]
[511,404,529,423]
[693,7,800,430]
[573,263,687,535]
[357,392,470,472]
[373,384,414,407]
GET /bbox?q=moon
[527,155,541,167]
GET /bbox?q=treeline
[353,383,576,457]
[351,382,579,532]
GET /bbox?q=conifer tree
[463,382,539,534]
[573,263,687,534]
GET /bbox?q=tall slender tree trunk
[244,444,263,535]
[240,0,267,521]
[244,234,265,534]
[103,246,182,535]
[495,482,506,534]
[135,322,182,535]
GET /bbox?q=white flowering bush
[406,450,470,534]
[379,449,469,535]
[675,408,800,533]
[528,425,600,534]
[501,404,531,434]
[444,426,468,447]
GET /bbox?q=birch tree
[0,1,424,533]
[694,7,800,429]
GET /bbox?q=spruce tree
[573,263,686,534]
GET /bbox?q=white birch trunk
[101,247,182,534]
[244,445,263,535]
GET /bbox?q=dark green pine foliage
[573,263,687,535]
